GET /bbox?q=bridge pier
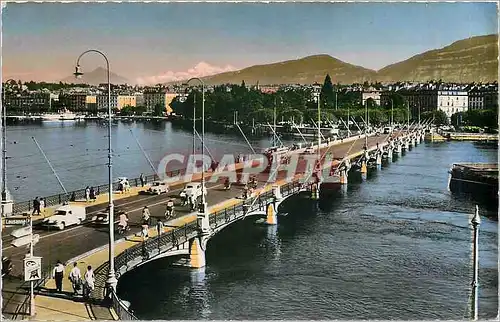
[189,237,206,269]
[387,148,393,161]
[265,185,282,225]
[311,181,320,200]
[360,160,367,174]
[376,153,382,169]
[339,169,348,184]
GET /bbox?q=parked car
[148,180,170,195]
[304,147,315,154]
[91,211,109,225]
[180,182,207,199]
[42,205,86,230]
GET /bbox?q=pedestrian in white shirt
[69,262,82,296]
[39,198,45,214]
[52,260,65,292]
[84,265,95,299]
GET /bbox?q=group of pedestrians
[85,186,97,202]
[52,260,95,300]
[32,197,45,216]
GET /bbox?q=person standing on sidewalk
[32,197,40,216]
[39,198,45,214]
[85,186,90,202]
[84,265,95,300]
[69,262,82,296]
[140,173,145,187]
[142,206,151,227]
[52,260,65,293]
[89,187,96,202]
[156,219,164,236]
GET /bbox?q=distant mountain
[170,34,497,86]
[196,54,377,85]
[60,67,130,85]
[377,34,498,83]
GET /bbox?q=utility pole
[29,213,35,316]
[193,93,196,156]
[471,205,481,321]
[273,96,277,147]
[391,99,394,128]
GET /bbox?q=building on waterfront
[437,90,468,118]
[4,91,51,114]
[59,93,91,112]
[468,84,499,110]
[362,88,381,106]
[143,88,176,114]
[86,95,97,114]
[117,95,137,109]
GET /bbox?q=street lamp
[183,78,207,217]
[74,49,117,294]
[1,79,16,217]
[312,83,321,150]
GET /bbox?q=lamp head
[74,65,84,79]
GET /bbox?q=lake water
[6,121,289,201]
[115,138,498,320]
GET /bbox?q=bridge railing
[12,169,186,215]
[111,291,139,320]
[110,180,304,319]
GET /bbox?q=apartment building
[468,85,498,110]
[143,88,176,114]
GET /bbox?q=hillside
[61,67,130,85]
[377,34,498,83]
[199,54,378,85]
[173,34,497,86]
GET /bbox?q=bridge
[1,125,428,320]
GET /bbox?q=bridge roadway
[1,131,400,317]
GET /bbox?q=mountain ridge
[60,67,130,85]
[171,34,498,85]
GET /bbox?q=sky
[1,2,498,84]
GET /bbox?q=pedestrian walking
[140,173,145,187]
[69,262,82,296]
[141,224,149,240]
[156,219,164,236]
[85,186,90,202]
[89,187,96,202]
[142,206,151,226]
[32,197,40,216]
[52,260,65,292]
[83,265,95,300]
[39,198,45,214]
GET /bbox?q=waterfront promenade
[2,129,414,320]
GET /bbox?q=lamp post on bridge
[73,49,117,294]
[183,78,207,225]
[471,205,481,321]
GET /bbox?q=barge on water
[448,163,498,208]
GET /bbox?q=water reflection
[189,267,212,319]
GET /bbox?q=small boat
[42,112,78,122]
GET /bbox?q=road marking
[2,183,224,251]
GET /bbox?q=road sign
[11,234,39,248]
[11,226,31,238]
[5,218,30,226]
[24,256,42,282]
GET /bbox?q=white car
[180,182,207,199]
[43,205,86,230]
[148,180,170,195]
[304,147,315,154]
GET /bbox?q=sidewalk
[4,163,248,230]
[28,177,290,321]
